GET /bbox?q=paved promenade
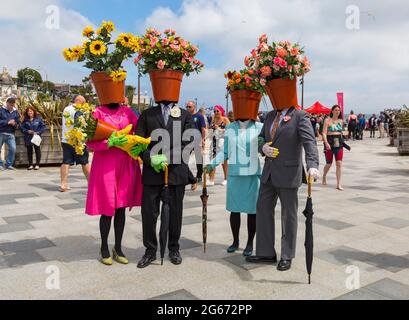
[0,134,409,300]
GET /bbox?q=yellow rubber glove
[112,125,151,160]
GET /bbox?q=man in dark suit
[135,101,194,268]
[246,106,319,271]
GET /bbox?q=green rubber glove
[108,133,128,148]
[130,143,148,158]
[205,164,215,172]
[151,154,168,173]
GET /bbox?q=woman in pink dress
[86,103,143,265]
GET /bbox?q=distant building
[0,67,17,98]
[132,91,151,105]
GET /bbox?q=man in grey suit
[246,106,319,271]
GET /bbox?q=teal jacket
[210,121,263,176]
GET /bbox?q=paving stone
[334,289,391,300]
[183,201,204,209]
[180,238,202,250]
[0,223,34,234]
[28,183,59,192]
[364,253,409,273]
[58,202,85,211]
[183,215,204,226]
[385,197,409,204]
[374,217,409,229]
[3,214,48,224]
[315,246,373,266]
[148,289,199,300]
[222,254,265,271]
[0,251,45,269]
[349,197,380,204]
[315,217,355,230]
[0,238,55,254]
[364,278,409,300]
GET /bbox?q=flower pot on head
[230,90,262,121]
[149,69,184,103]
[265,77,298,111]
[90,72,125,105]
[91,119,118,141]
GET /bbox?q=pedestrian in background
[60,95,90,192]
[369,114,377,138]
[186,101,206,183]
[347,110,357,140]
[378,112,386,138]
[0,97,20,170]
[20,106,45,170]
[208,105,230,186]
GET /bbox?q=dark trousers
[196,163,203,179]
[370,127,376,137]
[141,185,186,255]
[27,145,41,165]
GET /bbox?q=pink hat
[214,105,225,117]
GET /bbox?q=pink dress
[85,106,143,216]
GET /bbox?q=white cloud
[0,0,92,83]
[143,0,409,112]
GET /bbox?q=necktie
[163,104,171,125]
[270,111,282,141]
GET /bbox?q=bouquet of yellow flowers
[64,103,150,160]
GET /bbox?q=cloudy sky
[1,0,408,113]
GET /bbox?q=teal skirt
[226,176,261,214]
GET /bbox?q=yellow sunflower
[62,48,74,62]
[89,40,107,56]
[128,36,141,53]
[96,27,103,35]
[110,70,127,82]
[70,45,85,60]
[101,20,115,33]
[116,33,134,48]
[82,26,94,37]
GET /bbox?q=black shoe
[246,255,277,264]
[137,254,156,268]
[277,259,292,271]
[169,250,182,265]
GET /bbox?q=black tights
[100,208,126,258]
[230,212,256,250]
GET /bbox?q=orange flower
[276,47,288,58]
[235,78,241,84]
[228,80,234,86]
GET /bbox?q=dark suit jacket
[259,107,319,189]
[136,105,194,186]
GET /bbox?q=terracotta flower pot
[230,89,262,121]
[90,72,125,105]
[91,119,118,141]
[265,77,298,111]
[149,69,184,103]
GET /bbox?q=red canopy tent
[306,101,331,115]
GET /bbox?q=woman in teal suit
[206,119,263,256]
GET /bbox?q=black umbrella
[302,175,314,284]
[200,169,209,253]
[159,165,170,265]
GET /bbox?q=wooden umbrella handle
[164,165,169,187]
[307,174,312,198]
[203,168,207,189]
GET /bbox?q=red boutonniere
[283,115,292,123]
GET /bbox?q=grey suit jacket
[259,107,319,189]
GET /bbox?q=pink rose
[259,34,268,44]
[161,38,170,46]
[191,45,199,53]
[273,57,287,68]
[244,56,250,67]
[251,49,258,58]
[260,79,267,86]
[150,37,159,47]
[180,39,188,48]
[157,60,166,69]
